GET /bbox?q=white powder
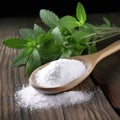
[15,85,93,110]
[35,59,86,87]
[15,59,92,110]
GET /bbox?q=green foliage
[3,2,120,75]
[26,48,41,75]
[76,2,86,26]
[12,47,33,66]
[59,16,79,31]
[40,9,59,28]
[3,38,28,49]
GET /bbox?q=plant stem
[89,32,120,44]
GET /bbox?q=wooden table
[0,13,120,120]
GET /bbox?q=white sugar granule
[35,59,86,87]
[15,85,93,110]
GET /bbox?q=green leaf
[27,38,36,48]
[40,9,59,28]
[3,38,28,49]
[71,44,85,51]
[12,47,33,66]
[60,49,72,58]
[36,32,52,46]
[69,43,85,56]
[87,44,97,54]
[76,2,86,26]
[34,23,45,34]
[52,27,63,44]
[19,27,45,40]
[36,32,61,64]
[39,39,61,64]
[26,48,41,75]
[59,16,79,31]
[19,28,36,40]
[72,31,93,42]
[103,17,111,26]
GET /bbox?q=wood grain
[92,43,120,108]
[0,16,120,120]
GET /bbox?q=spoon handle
[95,40,120,63]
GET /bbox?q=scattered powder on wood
[15,85,93,110]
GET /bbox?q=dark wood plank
[0,18,34,120]
[94,53,120,105]
[89,12,120,113]
[92,39,120,109]
[62,87,119,120]
[0,17,120,120]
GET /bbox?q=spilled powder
[15,85,93,110]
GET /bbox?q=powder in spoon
[35,59,86,87]
[15,85,93,110]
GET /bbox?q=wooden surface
[0,13,120,120]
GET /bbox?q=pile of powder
[15,58,92,110]
[15,85,93,110]
[35,59,86,87]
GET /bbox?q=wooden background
[0,13,120,120]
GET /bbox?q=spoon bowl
[29,40,120,94]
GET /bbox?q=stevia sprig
[3,2,120,75]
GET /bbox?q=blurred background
[0,0,120,17]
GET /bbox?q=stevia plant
[3,2,120,75]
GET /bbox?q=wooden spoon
[29,40,120,94]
